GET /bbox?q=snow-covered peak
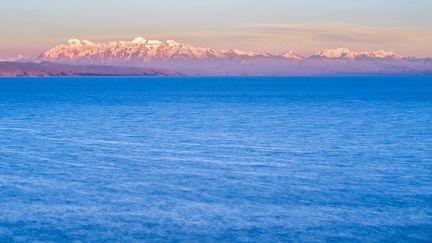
[131,37,147,44]
[314,48,355,59]
[67,39,95,46]
[130,37,166,46]
[222,49,257,57]
[314,48,402,60]
[67,39,80,45]
[166,40,181,46]
[358,50,402,59]
[281,51,303,60]
[146,40,163,45]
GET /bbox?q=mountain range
[2,37,432,76]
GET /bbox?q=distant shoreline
[1,61,432,77]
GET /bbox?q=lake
[0,76,431,241]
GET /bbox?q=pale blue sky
[1,0,431,58]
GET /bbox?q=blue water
[0,76,431,242]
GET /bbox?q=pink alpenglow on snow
[9,37,432,75]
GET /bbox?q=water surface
[0,76,431,241]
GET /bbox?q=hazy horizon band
[1,0,431,59]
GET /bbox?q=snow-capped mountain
[34,37,304,65]
[313,48,402,60]
[27,37,432,75]
[36,38,411,66]
[281,51,303,60]
[37,37,227,65]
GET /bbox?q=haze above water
[0,76,431,241]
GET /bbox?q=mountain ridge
[34,37,421,64]
[4,37,431,75]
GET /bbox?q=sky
[1,0,432,59]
